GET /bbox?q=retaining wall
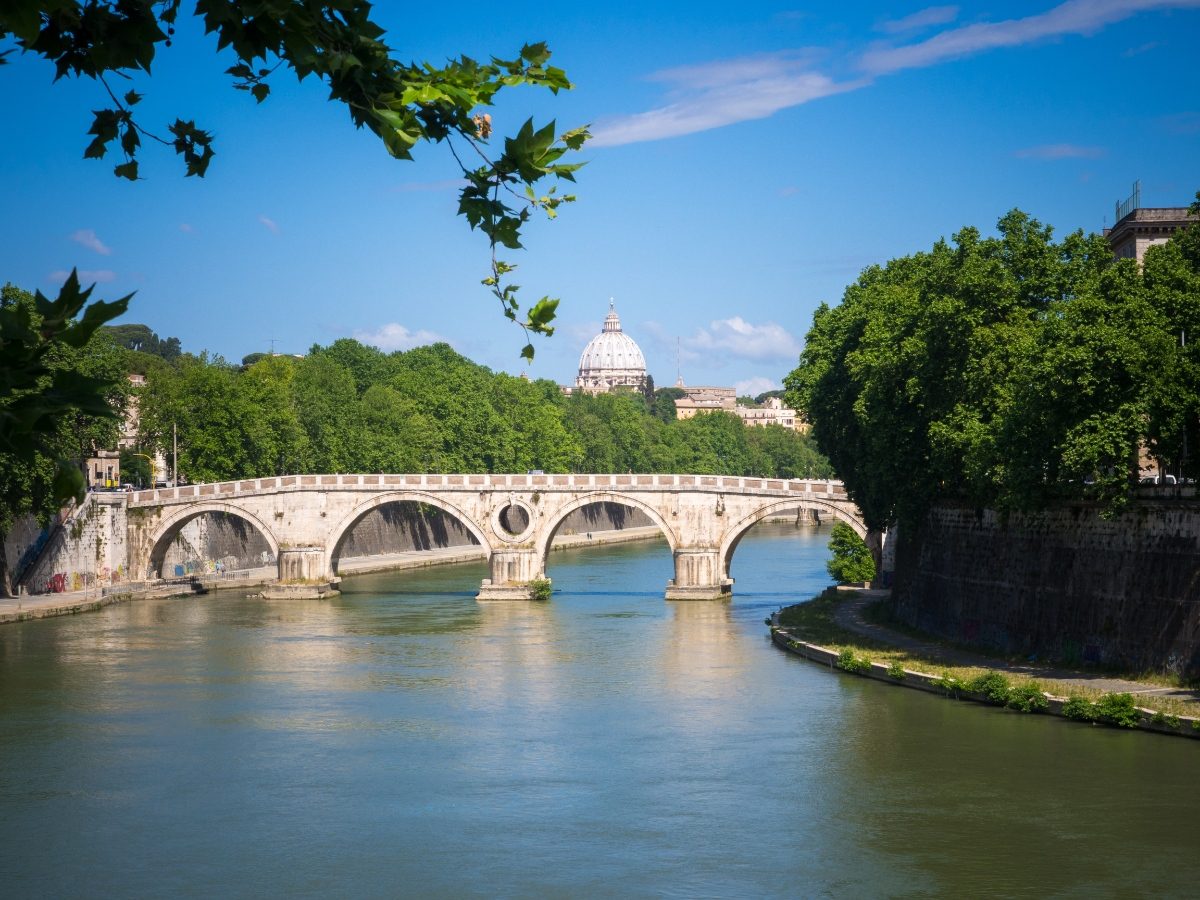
[889,502,1200,678]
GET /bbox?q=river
[1,523,1197,897]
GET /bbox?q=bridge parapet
[130,473,850,507]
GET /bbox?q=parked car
[1139,474,1178,485]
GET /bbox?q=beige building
[673,385,804,432]
[1104,182,1195,264]
[735,396,803,431]
[673,385,736,419]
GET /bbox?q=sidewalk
[833,591,1200,708]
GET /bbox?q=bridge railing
[131,473,848,504]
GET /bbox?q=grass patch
[862,598,1198,691]
[774,590,1197,721]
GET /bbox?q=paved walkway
[833,591,1200,708]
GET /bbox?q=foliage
[104,323,181,361]
[1150,710,1181,729]
[0,275,129,594]
[935,672,968,696]
[826,521,876,584]
[785,206,1199,528]
[528,578,552,601]
[836,648,872,674]
[1095,692,1141,728]
[1,1,589,356]
[1141,192,1200,479]
[127,337,833,482]
[886,660,906,680]
[1005,681,1049,713]
[1062,696,1098,721]
[120,448,153,487]
[966,671,1012,704]
[774,594,1194,722]
[1062,692,1141,727]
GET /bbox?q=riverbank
[770,589,1200,739]
[1,525,670,623]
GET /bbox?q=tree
[0,275,129,595]
[785,209,1140,528]
[651,387,684,423]
[2,1,588,357]
[1142,193,1200,479]
[826,521,875,584]
[104,323,181,361]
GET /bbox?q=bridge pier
[261,546,340,599]
[476,550,546,601]
[665,549,732,601]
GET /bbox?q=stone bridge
[127,473,868,600]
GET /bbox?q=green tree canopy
[786,204,1198,529]
[826,521,875,584]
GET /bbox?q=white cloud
[683,317,802,361]
[859,0,1200,76]
[70,228,111,255]
[590,53,864,147]
[354,322,447,352]
[876,5,960,34]
[734,376,781,397]
[593,1,1199,148]
[258,214,280,234]
[49,269,117,284]
[1014,143,1106,159]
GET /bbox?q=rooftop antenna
[268,336,278,355]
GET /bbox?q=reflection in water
[1,523,1198,897]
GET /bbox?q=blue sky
[3,1,1199,396]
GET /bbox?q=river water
[1,523,1197,898]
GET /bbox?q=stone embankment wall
[889,502,1200,678]
[17,493,130,594]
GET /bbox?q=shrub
[836,648,872,674]
[1150,710,1181,729]
[1063,697,1097,721]
[935,672,968,696]
[528,578,553,602]
[1006,682,1049,713]
[966,671,1011,705]
[886,660,907,680]
[1095,692,1141,728]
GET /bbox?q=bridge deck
[130,474,849,506]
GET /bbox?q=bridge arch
[143,502,281,580]
[324,491,492,576]
[534,491,679,569]
[718,497,866,582]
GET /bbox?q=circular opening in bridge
[495,503,531,539]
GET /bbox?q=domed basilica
[575,301,648,394]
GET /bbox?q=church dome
[576,302,647,393]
